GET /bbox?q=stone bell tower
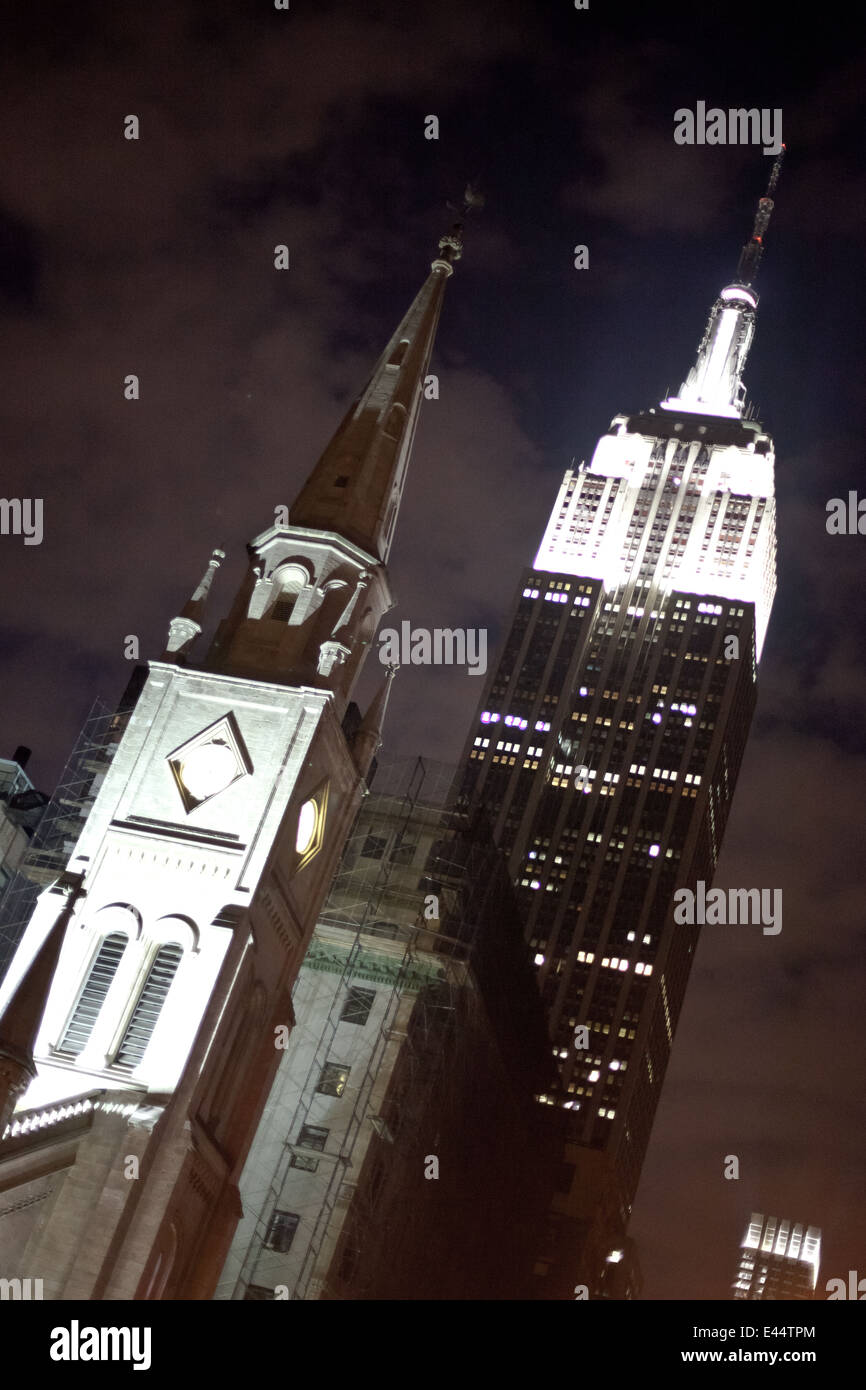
[0,211,465,1300]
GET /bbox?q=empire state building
[456,153,784,1285]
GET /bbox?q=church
[0,214,465,1299]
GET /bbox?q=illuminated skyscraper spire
[664,148,785,419]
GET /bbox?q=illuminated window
[316,1063,350,1097]
[294,782,328,871]
[296,799,317,854]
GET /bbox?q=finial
[435,181,485,268]
[163,545,225,660]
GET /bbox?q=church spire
[288,216,466,563]
[663,149,785,420]
[351,663,398,779]
[163,547,225,660]
[206,198,477,707]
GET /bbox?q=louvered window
[57,933,126,1057]
[113,943,183,1071]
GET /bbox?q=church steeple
[663,149,785,419]
[206,208,469,710]
[290,224,463,564]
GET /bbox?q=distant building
[0,710,122,984]
[218,754,560,1300]
[732,1212,821,1300]
[454,156,786,1295]
[0,748,47,898]
[0,214,466,1298]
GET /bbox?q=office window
[297,1123,329,1152]
[244,1285,275,1300]
[340,987,375,1026]
[290,1153,319,1173]
[361,834,387,860]
[316,1063,350,1097]
[265,1210,299,1254]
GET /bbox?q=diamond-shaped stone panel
[167,712,253,814]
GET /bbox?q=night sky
[1,0,865,1299]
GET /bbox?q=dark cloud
[1,0,865,1299]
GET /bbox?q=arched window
[270,564,308,623]
[113,943,183,1072]
[57,933,127,1057]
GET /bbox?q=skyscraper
[733,1213,822,1300]
[456,154,785,1288]
[0,212,463,1299]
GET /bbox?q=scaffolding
[230,754,471,1299]
[229,752,554,1300]
[0,699,121,980]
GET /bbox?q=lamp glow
[179,742,237,801]
[296,799,317,855]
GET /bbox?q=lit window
[296,799,317,854]
[316,1063,350,1097]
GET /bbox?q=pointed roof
[289,224,464,563]
[663,149,785,419]
[352,664,398,777]
[0,882,82,1074]
[179,547,225,625]
[163,547,225,659]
